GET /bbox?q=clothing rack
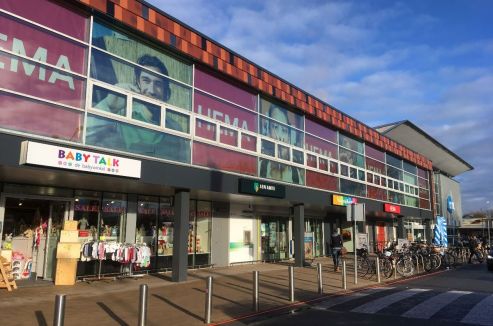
[80,241,151,281]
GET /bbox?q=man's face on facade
[137,66,166,100]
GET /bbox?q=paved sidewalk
[0,257,402,326]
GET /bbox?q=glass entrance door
[260,217,288,261]
[43,201,70,280]
[0,196,71,281]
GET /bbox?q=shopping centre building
[0,0,465,283]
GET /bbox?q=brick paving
[0,257,402,326]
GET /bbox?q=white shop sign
[20,141,141,178]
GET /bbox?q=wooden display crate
[54,258,77,286]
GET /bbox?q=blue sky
[147,0,493,214]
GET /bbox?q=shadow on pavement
[97,301,129,326]
[34,310,47,326]
[152,293,204,322]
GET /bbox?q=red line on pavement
[210,268,449,325]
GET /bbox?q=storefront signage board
[346,203,365,222]
[20,141,141,178]
[332,195,357,206]
[384,203,401,214]
[238,179,285,198]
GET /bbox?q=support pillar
[397,217,406,239]
[293,204,304,267]
[172,190,190,282]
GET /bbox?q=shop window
[403,161,417,175]
[340,179,366,197]
[258,158,305,185]
[386,165,403,180]
[339,134,364,154]
[278,144,290,161]
[0,51,86,109]
[132,98,161,126]
[367,172,373,184]
[85,114,191,163]
[92,85,127,116]
[330,161,338,174]
[0,92,84,142]
[404,195,418,208]
[418,167,428,179]
[157,197,174,257]
[350,167,357,179]
[136,197,159,257]
[386,153,402,169]
[219,126,238,146]
[340,164,348,177]
[193,142,257,176]
[259,116,303,148]
[194,68,257,110]
[319,157,328,171]
[366,157,385,175]
[418,177,429,189]
[387,179,393,189]
[306,170,338,191]
[1,0,90,41]
[166,109,189,133]
[389,191,404,205]
[194,201,212,260]
[74,193,101,241]
[307,154,317,168]
[305,134,338,159]
[367,185,387,201]
[194,90,257,132]
[305,119,337,143]
[92,21,192,85]
[339,148,365,168]
[365,144,385,161]
[293,149,304,164]
[261,139,275,157]
[381,177,387,187]
[358,170,365,181]
[403,172,417,185]
[260,98,304,130]
[90,49,192,111]
[374,175,380,185]
[240,134,256,152]
[195,118,216,141]
[100,193,126,242]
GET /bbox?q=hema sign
[20,141,141,178]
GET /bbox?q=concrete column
[293,204,304,267]
[397,217,406,239]
[172,190,190,282]
[323,221,331,256]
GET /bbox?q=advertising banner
[193,142,257,176]
[20,141,141,178]
[194,91,257,132]
[304,232,314,260]
[0,92,83,142]
[0,0,89,41]
[194,68,257,111]
[0,15,87,107]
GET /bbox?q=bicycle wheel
[442,252,455,268]
[396,257,414,277]
[471,251,484,264]
[380,258,393,278]
[357,257,370,278]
